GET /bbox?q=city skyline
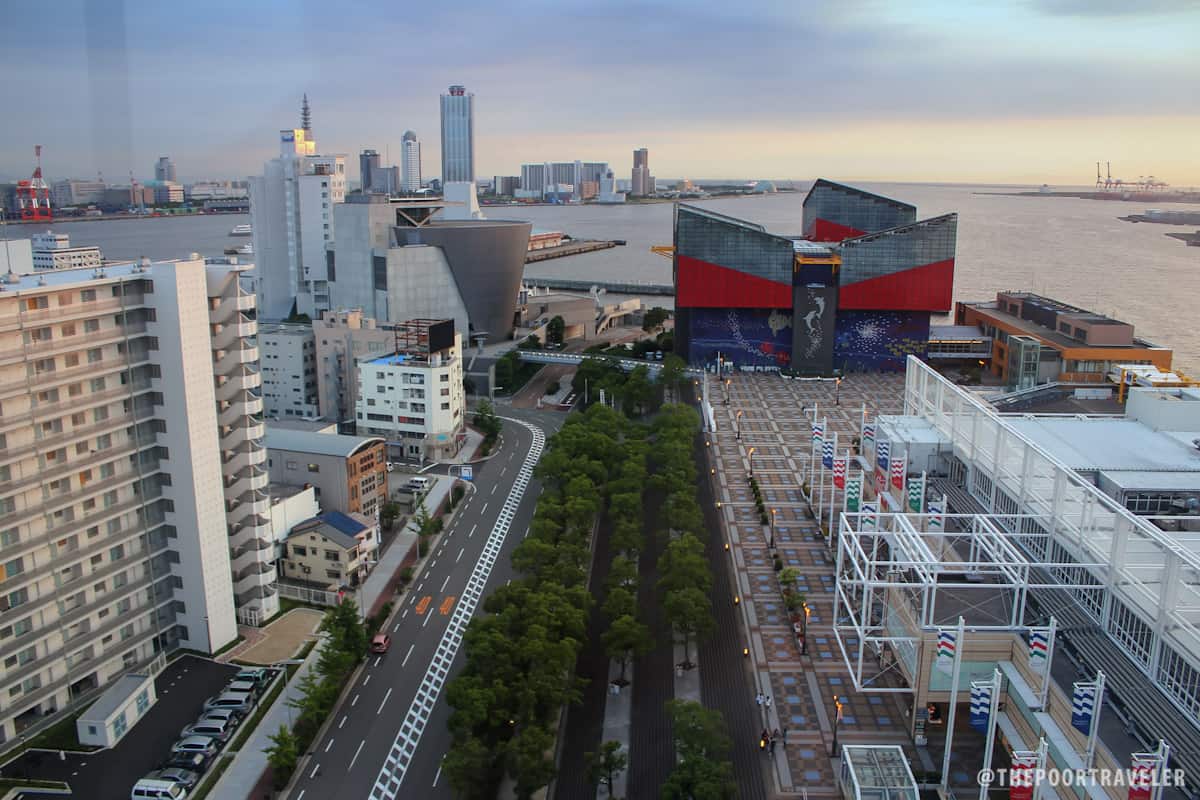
[0,1,1199,185]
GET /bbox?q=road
[286,408,560,800]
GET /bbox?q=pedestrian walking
[781,726,789,748]
[755,692,764,707]
[760,728,770,751]
[765,695,773,710]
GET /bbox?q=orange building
[956,292,1172,389]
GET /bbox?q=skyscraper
[359,149,381,192]
[439,85,475,184]
[248,97,346,319]
[401,131,422,192]
[154,156,176,183]
[632,147,651,196]
[0,256,278,743]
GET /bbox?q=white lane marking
[408,594,416,605]
[469,524,477,538]
[433,764,443,787]
[310,763,321,779]
[351,693,360,707]
[401,609,409,620]
[402,644,415,667]
[349,739,366,770]
[377,688,393,715]
[490,483,497,495]
[338,715,347,729]
[481,501,489,514]
[394,622,401,632]
[422,612,433,628]
[505,579,511,587]
[297,791,306,800]
[416,582,423,592]
[364,674,371,686]
[440,574,450,592]
[370,418,545,797]
[374,656,382,667]
[455,547,464,563]
[325,738,334,753]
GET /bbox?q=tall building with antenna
[249,95,346,319]
[439,86,475,184]
[401,131,422,192]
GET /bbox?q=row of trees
[443,404,633,798]
[472,398,502,456]
[265,601,368,789]
[570,353,688,418]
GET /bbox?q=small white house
[76,673,156,747]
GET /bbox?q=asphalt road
[287,407,561,800]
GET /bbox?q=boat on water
[229,224,252,236]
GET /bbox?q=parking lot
[1,655,237,799]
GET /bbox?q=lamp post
[748,447,756,480]
[831,694,844,757]
[835,376,842,406]
[724,378,731,406]
[769,508,777,551]
[736,410,743,441]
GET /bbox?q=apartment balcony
[230,541,273,577]
[0,296,136,334]
[211,292,255,322]
[233,562,276,592]
[221,443,267,477]
[235,580,278,608]
[1,432,160,508]
[0,323,148,367]
[220,419,265,451]
[213,344,259,376]
[217,395,263,428]
[214,369,261,403]
[223,467,268,499]
[0,353,154,403]
[225,490,269,526]
[229,513,270,540]
[211,315,258,351]
[0,394,154,466]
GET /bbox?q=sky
[1,0,1198,187]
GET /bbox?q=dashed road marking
[377,688,393,715]
[339,715,347,729]
[349,739,366,770]
[352,693,360,707]
[402,644,414,667]
[325,739,334,753]
[455,547,464,563]
[440,574,450,592]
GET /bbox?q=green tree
[658,354,687,402]
[473,399,502,439]
[619,365,654,417]
[265,724,299,790]
[663,586,715,668]
[586,740,628,797]
[546,315,565,345]
[657,534,712,595]
[443,735,496,800]
[321,599,368,659]
[661,700,736,800]
[603,586,637,622]
[603,614,652,683]
[643,306,670,333]
[506,723,557,800]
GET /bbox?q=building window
[3,558,24,580]
[307,464,319,473]
[326,569,340,580]
[325,550,339,561]
[291,545,307,556]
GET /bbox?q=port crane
[16,145,52,221]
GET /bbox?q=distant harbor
[521,276,673,295]
[981,189,1200,204]
[524,238,622,263]
[1118,210,1200,226]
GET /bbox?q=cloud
[1029,0,1198,16]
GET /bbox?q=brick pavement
[707,372,921,797]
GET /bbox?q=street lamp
[736,410,743,441]
[769,508,777,551]
[800,600,810,655]
[835,376,843,406]
[748,447,756,480]
[724,378,731,406]
[831,695,844,756]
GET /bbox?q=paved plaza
[706,372,928,796]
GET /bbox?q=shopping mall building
[672,179,957,372]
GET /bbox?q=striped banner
[969,681,993,733]
[822,439,835,470]
[844,474,862,513]
[935,627,957,675]
[890,455,906,492]
[1028,628,1051,674]
[862,422,875,449]
[1129,756,1158,800]
[928,496,946,531]
[906,471,925,513]
[861,501,878,532]
[876,439,890,472]
[833,457,847,489]
[812,420,824,445]
[1071,681,1097,735]
[875,468,886,495]
[1009,752,1038,800]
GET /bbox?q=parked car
[198,707,242,728]
[224,679,261,697]
[130,777,188,799]
[144,767,200,790]
[180,720,232,743]
[235,667,273,689]
[171,736,218,758]
[203,691,254,714]
[163,751,210,775]
[370,634,391,654]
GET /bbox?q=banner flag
[861,501,878,532]
[833,457,847,489]
[890,455,906,492]
[822,439,835,470]
[935,627,957,675]
[876,439,890,472]
[1028,628,1051,674]
[1071,682,1096,735]
[906,471,925,513]
[969,681,993,733]
[845,474,862,512]
[928,497,945,531]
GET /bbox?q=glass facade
[674,205,794,286]
[439,88,475,183]
[802,179,916,239]
[837,214,958,287]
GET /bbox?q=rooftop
[289,511,372,550]
[804,178,917,214]
[963,300,1164,351]
[78,673,152,723]
[259,323,313,337]
[264,426,384,458]
[1004,415,1200,473]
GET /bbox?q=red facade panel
[675,255,792,308]
[808,218,865,243]
[838,258,955,312]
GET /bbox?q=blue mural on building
[834,310,929,372]
[686,308,793,368]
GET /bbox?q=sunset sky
[1,0,1197,186]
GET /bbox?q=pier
[520,276,674,295]
[523,239,619,263]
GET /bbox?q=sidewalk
[208,635,326,799]
[361,475,453,618]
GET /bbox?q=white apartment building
[152,183,184,205]
[355,320,464,462]
[401,131,422,192]
[0,239,34,275]
[0,256,278,746]
[249,126,346,321]
[259,323,318,419]
[30,232,103,272]
[49,180,106,208]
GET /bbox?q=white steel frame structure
[832,510,1106,694]
[902,356,1200,725]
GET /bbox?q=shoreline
[1,210,248,225]
[976,190,1200,205]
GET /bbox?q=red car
[370,634,391,654]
